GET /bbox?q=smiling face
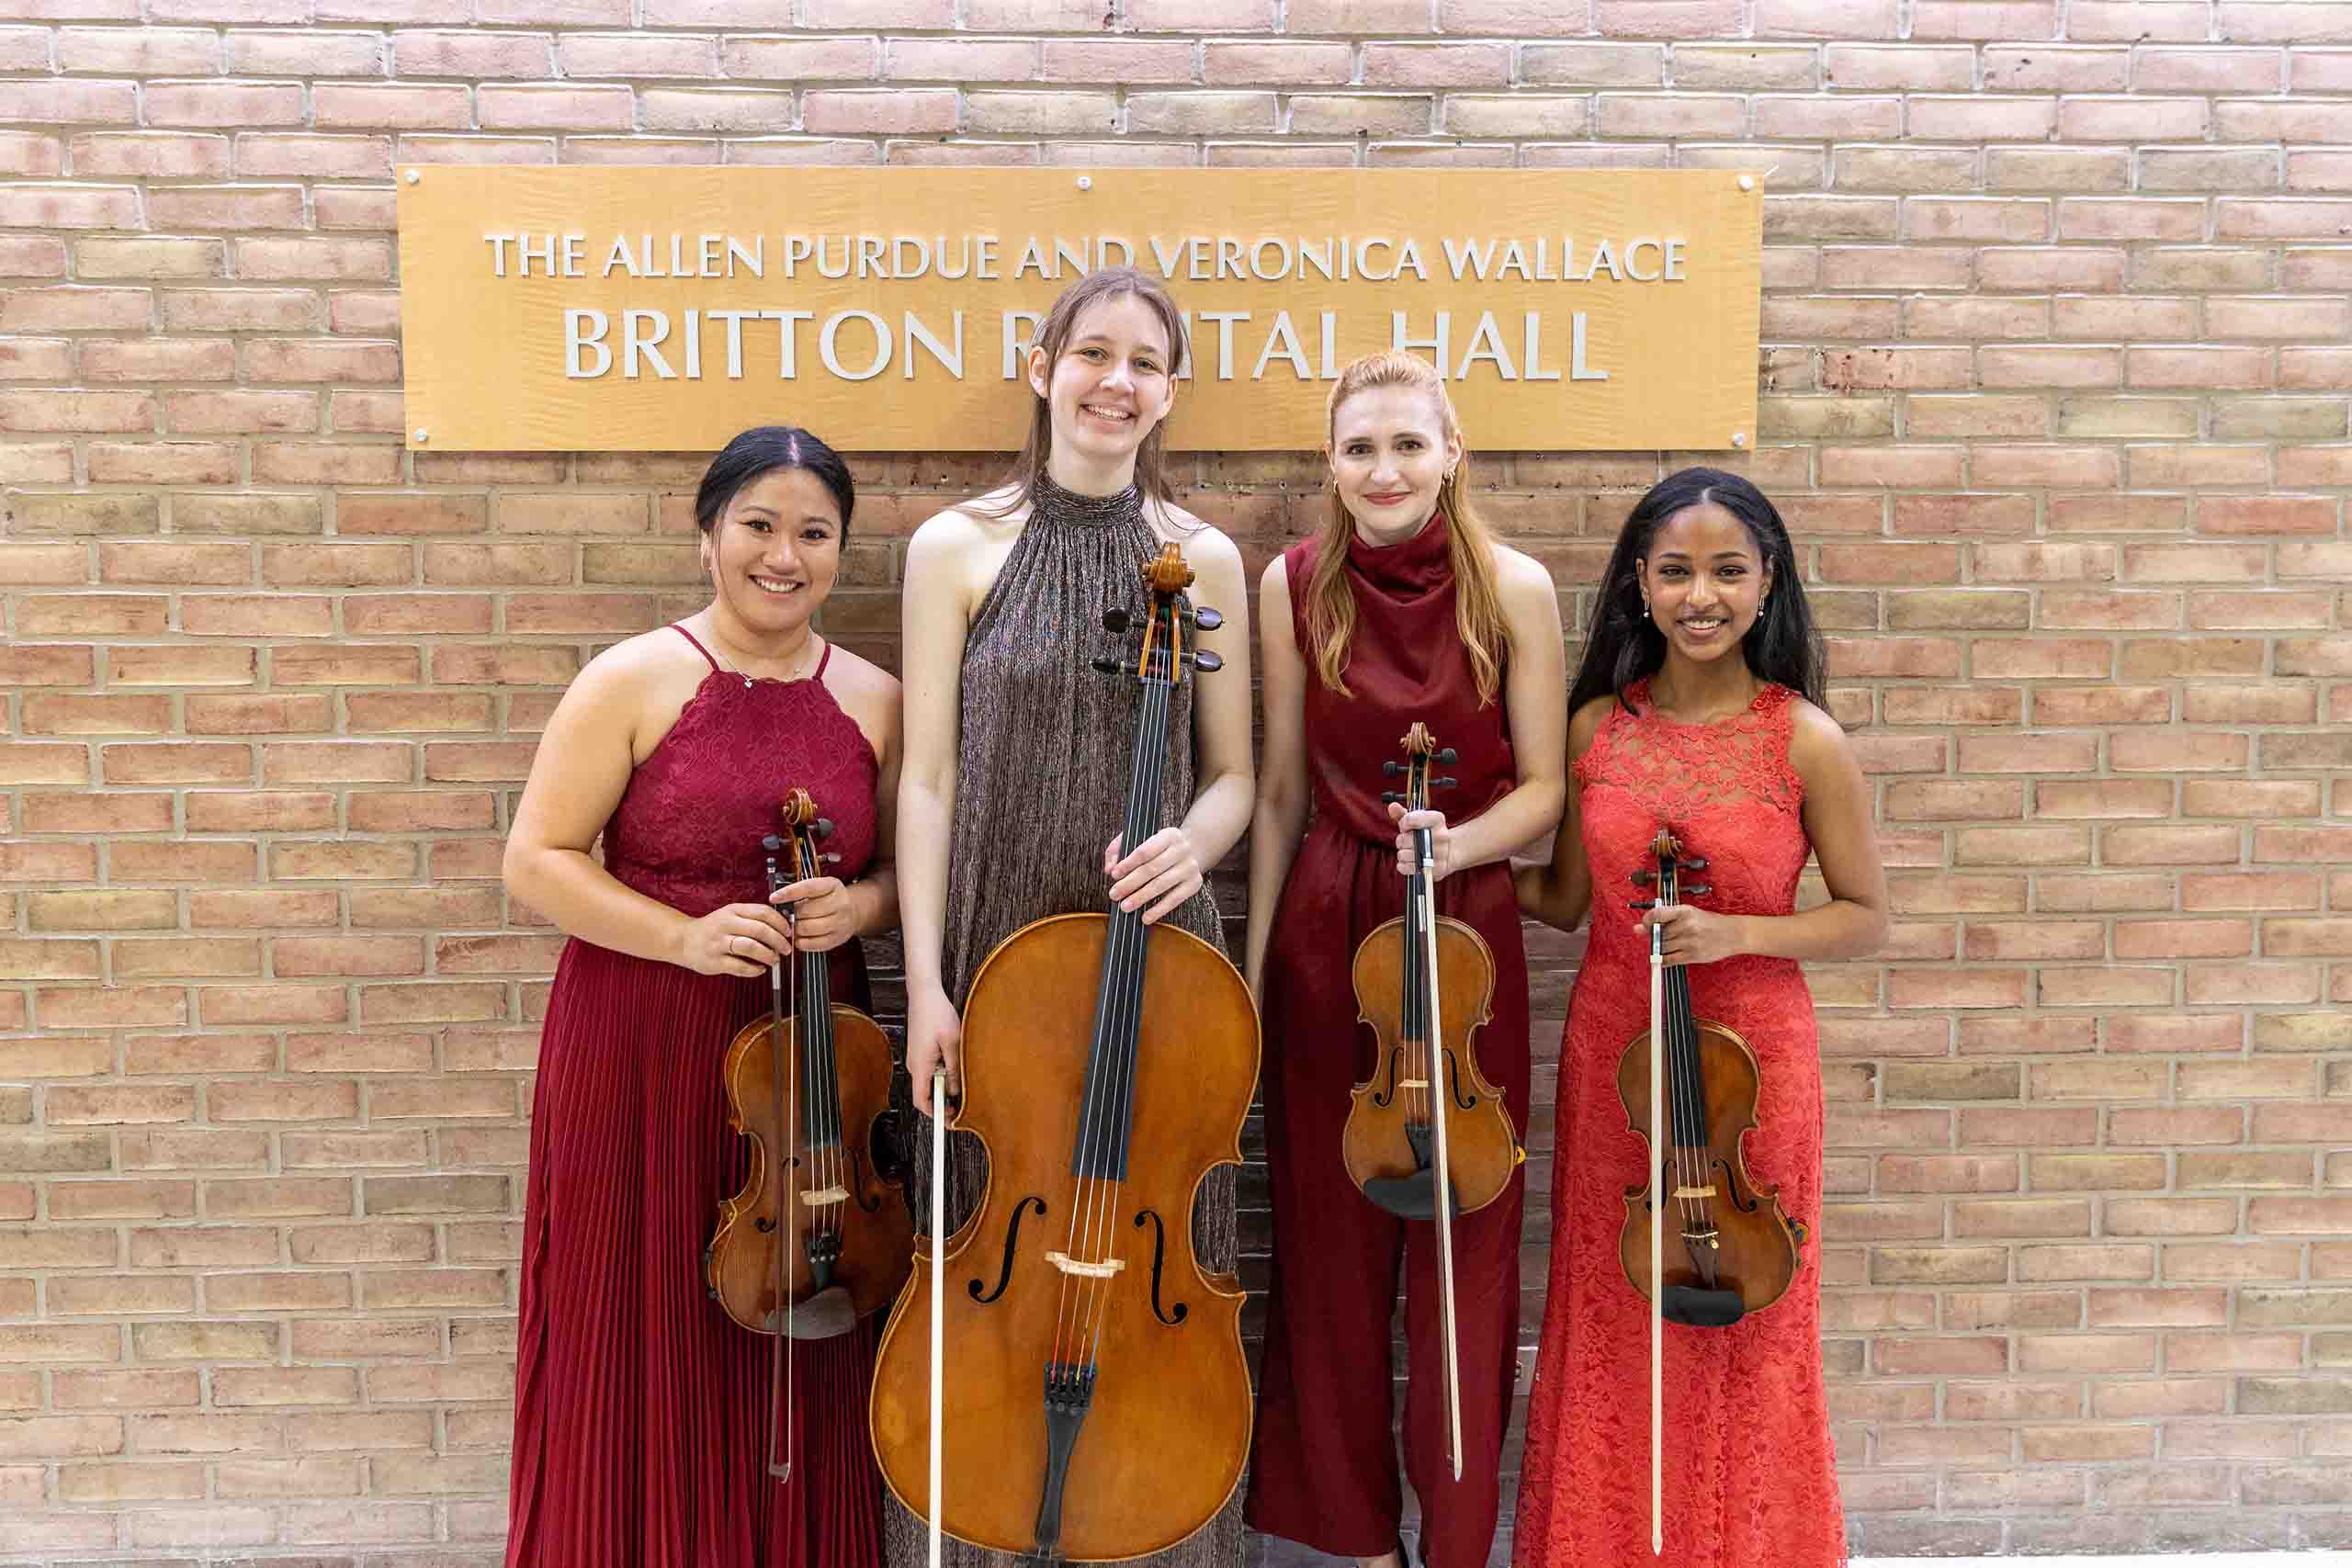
[1027,292,1176,471]
[1328,382,1463,547]
[1637,500,1771,664]
[701,466,842,640]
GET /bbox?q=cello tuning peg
[1436,748,1457,764]
[1630,870,1655,886]
[1188,606,1223,631]
[1381,761,1403,777]
[1630,898,1657,911]
[1091,657,1121,675]
[1189,650,1223,673]
[1101,608,1129,633]
[813,818,834,840]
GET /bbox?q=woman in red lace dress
[1244,351,1566,1568]
[1514,468,1885,1568]
[502,427,903,1568]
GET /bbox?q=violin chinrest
[1362,1168,1460,1223]
[1661,1285,1744,1329]
[769,1283,858,1341]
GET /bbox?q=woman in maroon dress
[1511,468,1885,1568]
[1244,351,1567,1568]
[502,427,902,1568]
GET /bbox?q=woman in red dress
[1244,351,1567,1568]
[502,427,902,1567]
[1513,468,1885,1567]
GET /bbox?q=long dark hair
[693,425,855,540]
[979,265,1187,516]
[1568,467,1824,715]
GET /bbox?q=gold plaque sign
[395,168,1761,453]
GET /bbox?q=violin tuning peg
[1189,650,1223,673]
[1630,899,1657,911]
[822,852,842,865]
[1433,776,1456,790]
[1380,792,1402,806]
[1189,606,1223,631]
[1684,857,1709,872]
[813,818,834,840]
[1630,870,1655,886]
[1091,657,1121,675]
[1436,748,1458,765]
[1101,608,1129,633]
[1684,884,1711,898]
[1381,761,1402,778]
[761,833,784,852]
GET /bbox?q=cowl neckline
[1345,510,1452,601]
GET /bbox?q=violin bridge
[1045,1250,1125,1280]
[1397,1077,1430,1090]
[800,1186,850,1207]
[1670,1184,1716,1201]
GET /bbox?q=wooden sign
[394,168,1761,453]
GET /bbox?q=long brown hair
[978,265,1187,517]
[1304,351,1510,705]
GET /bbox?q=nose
[1099,356,1133,393]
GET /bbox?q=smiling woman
[497,426,907,1568]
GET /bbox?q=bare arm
[1514,695,1611,933]
[1243,556,1309,998]
[1395,549,1568,880]
[503,644,790,976]
[896,511,979,1114]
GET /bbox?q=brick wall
[2,2,2349,1562]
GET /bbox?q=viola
[705,792,912,1472]
[869,545,1260,1563]
[1616,827,1806,1548]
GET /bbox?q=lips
[751,576,801,596]
[1363,491,1413,506]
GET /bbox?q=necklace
[700,619,821,689]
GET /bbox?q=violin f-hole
[968,1194,1046,1304]
[1133,1208,1189,1325]
[1369,1044,1404,1108]
[1714,1155,1760,1213]
[1442,1047,1479,1112]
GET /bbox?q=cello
[706,791,913,1472]
[1342,721,1521,1477]
[1617,827,1806,1550]
[870,544,1260,1562]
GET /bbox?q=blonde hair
[1304,351,1510,705]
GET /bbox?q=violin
[705,792,913,1471]
[1343,722,1521,1475]
[1616,827,1806,1548]
[869,545,1260,1562]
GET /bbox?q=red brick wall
[2,3,2348,1562]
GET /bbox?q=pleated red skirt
[505,937,886,1568]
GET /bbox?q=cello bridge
[1045,1250,1125,1280]
[800,1186,850,1207]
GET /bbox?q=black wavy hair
[693,425,855,542]
[1568,466,1824,715]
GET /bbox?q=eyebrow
[1071,333,1167,355]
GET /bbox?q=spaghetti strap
[670,623,720,672]
[813,640,832,680]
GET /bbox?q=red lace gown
[1514,679,1843,1568]
[506,634,888,1568]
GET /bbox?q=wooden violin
[705,793,913,1471]
[869,545,1260,1562]
[1616,827,1805,1548]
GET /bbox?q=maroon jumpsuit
[1244,515,1531,1568]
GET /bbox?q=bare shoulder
[573,624,697,697]
[1258,549,1293,598]
[823,641,902,707]
[1784,694,1859,776]
[1489,539,1556,593]
[907,501,995,558]
[1153,499,1241,569]
[1567,693,1616,760]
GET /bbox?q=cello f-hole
[1134,1208,1189,1326]
[968,1194,1046,1304]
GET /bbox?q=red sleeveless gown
[1245,514,1530,1568]
[506,628,887,1568]
[1514,679,1843,1567]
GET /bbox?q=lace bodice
[601,637,878,919]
